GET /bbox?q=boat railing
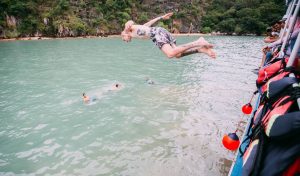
[229,0,300,175]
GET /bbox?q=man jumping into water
[121,12,216,59]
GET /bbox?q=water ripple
[0,36,264,175]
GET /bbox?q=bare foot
[195,37,213,48]
[197,47,216,59]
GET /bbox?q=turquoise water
[0,36,264,175]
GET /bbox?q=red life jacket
[260,71,290,94]
[253,76,298,126]
[256,58,288,86]
[262,96,294,136]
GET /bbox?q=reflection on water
[0,36,264,175]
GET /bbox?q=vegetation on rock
[0,0,285,38]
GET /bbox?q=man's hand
[143,13,173,27]
[125,20,134,32]
[162,12,173,20]
[262,46,270,53]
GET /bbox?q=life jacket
[242,106,300,176]
[263,96,295,137]
[266,77,299,99]
[253,77,298,125]
[256,58,288,86]
[283,157,300,176]
[261,77,299,131]
[258,128,300,176]
[259,71,292,94]
[242,139,259,175]
[241,78,300,176]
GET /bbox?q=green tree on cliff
[0,0,286,38]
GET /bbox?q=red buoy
[222,133,240,151]
[242,103,253,115]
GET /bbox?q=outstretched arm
[143,12,173,27]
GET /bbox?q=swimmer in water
[145,77,155,84]
[110,83,122,91]
[82,93,90,103]
[82,93,97,103]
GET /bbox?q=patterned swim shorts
[150,27,176,49]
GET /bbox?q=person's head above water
[145,77,154,84]
[82,93,90,102]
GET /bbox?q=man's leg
[161,37,213,58]
[175,47,216,58]
[260,52,267,68]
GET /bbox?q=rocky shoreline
[0,33,213,42]
[0,36,114,42]
[0,33,260,42]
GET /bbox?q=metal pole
[280,0,296,40]
[286,31,300,109]
[280,0,300,55]
[287,33,300,67]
